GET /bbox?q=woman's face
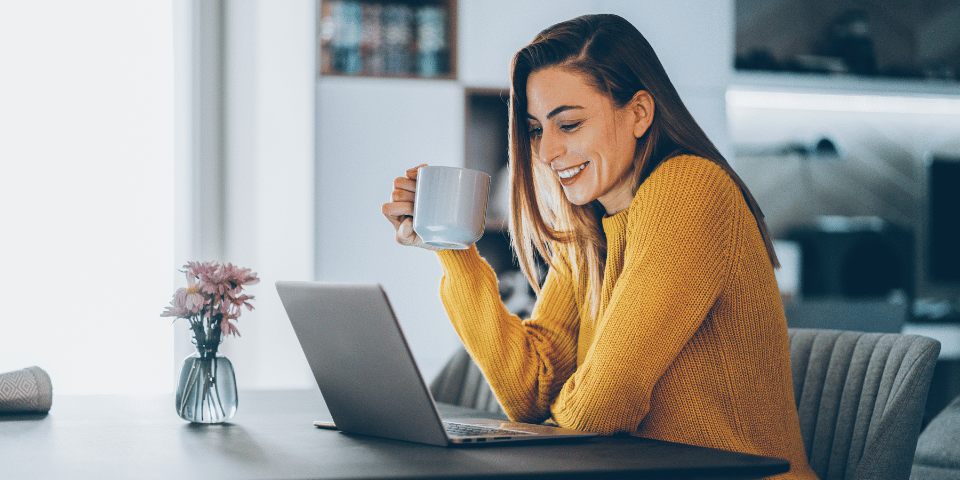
[525,66,652,214]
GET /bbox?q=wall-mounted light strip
[727,88,960,115]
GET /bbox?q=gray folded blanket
[0,366,52,414]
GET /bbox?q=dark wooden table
[0,389,789,479]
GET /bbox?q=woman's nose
[537,130,564,164]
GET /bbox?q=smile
[557,162,588,179]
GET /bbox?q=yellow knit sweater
[437,155,816,479]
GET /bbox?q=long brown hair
[508,14,778,312]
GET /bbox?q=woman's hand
[382,164,442,251]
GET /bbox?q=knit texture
[437,155,815,479]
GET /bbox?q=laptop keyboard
[443,421,533,437]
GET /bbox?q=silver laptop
[275,281,598,446]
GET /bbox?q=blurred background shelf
[318,0,457,79]
[735,0,960,84]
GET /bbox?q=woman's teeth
[557,163,586,179]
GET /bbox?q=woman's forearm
[437,246,579,423]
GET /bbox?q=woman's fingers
[394,175,417,194]
[406,163,427,180]
[384,165,425,223]
[382,200,412,228]
[383,164,441,251]
[392,184,415,202]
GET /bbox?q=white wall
[315,78,465,382]
[457,0,603,88]
[218,0,317,390]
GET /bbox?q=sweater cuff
[436,244,488,278]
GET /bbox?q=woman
[383,14,815,479]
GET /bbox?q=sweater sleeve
[549,158,738,434]
[437,245,580,424]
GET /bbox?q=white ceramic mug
[413,166,490,249]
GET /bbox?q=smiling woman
[384,13,817,480]
[0,1,175,394]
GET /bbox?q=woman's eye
[559,121,581,132]
[528,126,542,137]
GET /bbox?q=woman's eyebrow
[526,105,584,120]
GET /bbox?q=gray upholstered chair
[431,328,941,480]
[789,328,940,480]
[429,347,505,415]
[911,393,960,479]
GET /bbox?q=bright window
[0,1,175,393]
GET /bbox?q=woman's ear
[629,91,655,138]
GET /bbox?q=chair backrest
[789,328,941,480]
[911,392,960,479]
[429,347,505,415]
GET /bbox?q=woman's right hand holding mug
[384,163,490,251]
[382,164,441,251]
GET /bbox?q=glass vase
[175,343,237,423]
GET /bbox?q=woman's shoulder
[624,155,743,230]
[635,154,736,202]
[648,154,729,183]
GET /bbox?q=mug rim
[417,165,491,179]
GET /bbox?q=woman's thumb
[397,218,417,245]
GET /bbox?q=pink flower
[221,318,240,337]
[160,261,259,340]
[184,261,217,279]
[160,285,204,318]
